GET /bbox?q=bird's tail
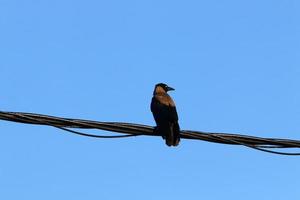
[172,122,180,146]
[165,122,180,147]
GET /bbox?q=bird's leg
[153,126,165,139]
[153,126,158,134]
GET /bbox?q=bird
[151,83,180,146]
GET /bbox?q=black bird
[151,83,180,146]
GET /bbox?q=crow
[151,83,180,146]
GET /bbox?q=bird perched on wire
[151,83,180,146]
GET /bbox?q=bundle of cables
[1,111,300,156]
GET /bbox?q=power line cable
[1,111,300,155]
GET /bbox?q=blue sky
[1,0,300,199]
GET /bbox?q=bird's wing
[151,94,178,122]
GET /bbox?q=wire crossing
[1,111,300,155]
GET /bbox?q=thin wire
[181,131,300,155]
[12,112,138,138]
[209,134,300,156]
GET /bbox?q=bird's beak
[166,86,175,91]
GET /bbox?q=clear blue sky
[1,0,300,199]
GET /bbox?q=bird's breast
[154,94,176,107]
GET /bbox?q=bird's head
[154,83,175,94]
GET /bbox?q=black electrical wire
[1,111,300,156]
